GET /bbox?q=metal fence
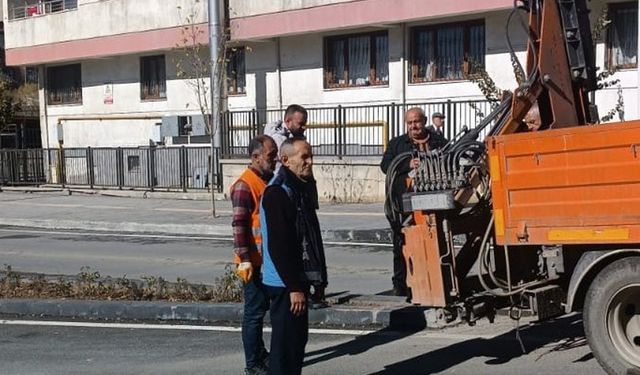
[42,146,220,191]
[220,99,495,158]
[0,149,46,185]
[9,0,77,20]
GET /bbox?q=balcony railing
[9,0,78,20]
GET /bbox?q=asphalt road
[0,226,392,295]
[0,314,603,375]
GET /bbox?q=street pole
[208,0,222,217]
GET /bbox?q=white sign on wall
[104,82,113,104]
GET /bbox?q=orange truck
[391,1,640,373]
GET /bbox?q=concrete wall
[229,1,639,121]
[221,157,385,202]
[40,50,212,148]
[3,0,207,49]
[228,9,526,111]
[229,0,353,18]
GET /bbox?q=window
[607,2,638,69]
[8,0,78,20]
[227,48,246,95]
[178,116,193,136]
[324,31,389,88]
[410,21,485,83]
[47,64,82,105]
[140,55,166,100]
[127,155,140,173]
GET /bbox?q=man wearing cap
[428,112,448,149]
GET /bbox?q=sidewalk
[0,187,391,244]
[0,187,413,329]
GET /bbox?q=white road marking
[0,228,392,247]
[0,319,374,336]
[0,227,233,242]
[0,319,491,340]
[2,200,383,217]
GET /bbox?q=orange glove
[236,262,253,284]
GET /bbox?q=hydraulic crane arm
[496,0,598,135]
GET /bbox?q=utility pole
[208,0,222,217]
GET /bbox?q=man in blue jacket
[260,137,327,375]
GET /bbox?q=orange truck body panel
[488,120,640,246]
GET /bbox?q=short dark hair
[248,134,275,156]
[284,104,308,121]
[280,136,308,158]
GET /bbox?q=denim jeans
[242,271,269,369]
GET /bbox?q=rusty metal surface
[402,218,447,307]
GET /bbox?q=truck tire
[584,257,640,374]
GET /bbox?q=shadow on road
[366,314,591,375]
[304,307,427,367]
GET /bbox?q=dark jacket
[260,166,328,292]
[427,125,449,149]
[380,132,440,200]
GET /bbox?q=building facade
[227,0,638,117]
[2,0,638,150]
[2,0,212,149]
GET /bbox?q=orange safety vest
[230,168,267,267]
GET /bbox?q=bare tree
[174,0,234,217]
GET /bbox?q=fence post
[385,103,393,151]
[86,147,94,189]
[0,151,4,185]
[116,148,124,190]
[446,99,453,138]
[180,146,188,192]
[59,148,66,188]
[340,105,346,158]
[333,106,339,156]
[147,147,155,191]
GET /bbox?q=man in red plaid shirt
[230,135,278,375]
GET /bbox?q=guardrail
[42,146,221,192]
[220,99,495,158]
[0,148,46,185]
[9,0,77,20]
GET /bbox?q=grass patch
[0,264,243,303]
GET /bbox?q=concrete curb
[0,218,393,244]
[0,298,410,328]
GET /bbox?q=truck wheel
[584,257,640,374]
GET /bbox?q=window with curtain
[140,55,166,100]
[227,48,246,95]
[607,2,638,70]
[324,31,389,88]
[410,21,485,83]
[47,64,82,105]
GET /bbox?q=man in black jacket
[260,137,327,375]
[380,107,439,296]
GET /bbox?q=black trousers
[266,286,308,375]
[392,228,407,290]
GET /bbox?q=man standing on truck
[380,107,439,296]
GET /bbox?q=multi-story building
[2,0,638,148]
[1,4,40,150]
[227,0,638,118]
[2,0,212,149]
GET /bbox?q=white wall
[228,2,639,123]
[3,0,207,49]
[229,0,352,18]
[41,51,212,148]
